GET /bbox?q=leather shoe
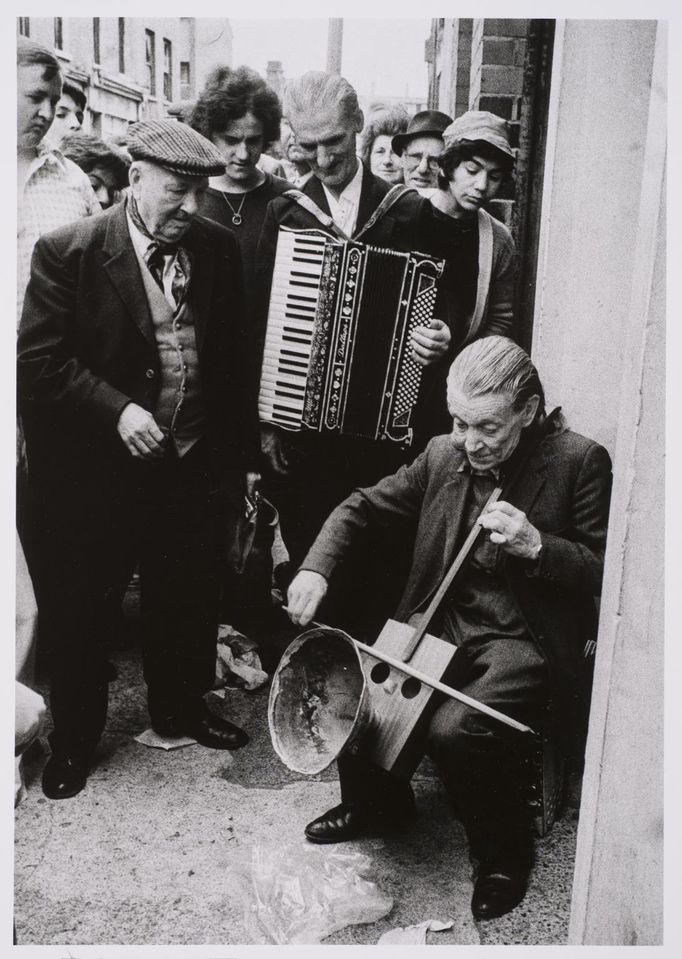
[471,864,530,920]
[42,753,88,800]
[305,802,367,844]
[305,791,416,844]
[152,713,249,750]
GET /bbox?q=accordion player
[258,227,445,447]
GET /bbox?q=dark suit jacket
[301,424,613,754]
[18,203,260,536]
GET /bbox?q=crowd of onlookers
[15,34,517,802]
[15,29,615,929]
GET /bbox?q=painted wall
[533,20,665,944]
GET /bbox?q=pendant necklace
[221,191,247,227]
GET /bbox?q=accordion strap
[282,189,351,241]
[354,184,418,241]
[282,183,419,244]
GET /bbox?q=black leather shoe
[42,754,88,800]
[471,864,530,920]
[305,802,367,844]
[305,792,416,844]
[152,713,249,750]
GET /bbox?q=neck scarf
[127,193,193,310]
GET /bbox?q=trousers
[31,440,225,760]
[336,635,547,864]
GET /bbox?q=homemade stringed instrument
[355,408,561,779]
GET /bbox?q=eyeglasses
[404,151,442,171]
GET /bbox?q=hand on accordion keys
[410,318,451,367]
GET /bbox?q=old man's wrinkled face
[448,388,539,472]
[130,161,207,244]
[291,102,361,194]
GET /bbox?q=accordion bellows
[258,228,445,446]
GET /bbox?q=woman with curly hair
[190,65,292,302]
[358,104,409,185]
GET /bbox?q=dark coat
[18,202,260,536]
[301,425,613,754]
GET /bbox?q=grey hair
[284,71,362,128]
[447,336,545,412]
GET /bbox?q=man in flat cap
[18,119,260,799]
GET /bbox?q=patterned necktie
[146,244,192,311]
[127,194,192,311]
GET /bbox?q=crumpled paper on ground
[378,918,454,944]
[214,624,269,691]
[134,728,198,751]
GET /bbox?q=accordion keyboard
[258,230,328,429]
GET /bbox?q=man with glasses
[391,110,453,193]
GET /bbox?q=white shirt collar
[321,160,363,236]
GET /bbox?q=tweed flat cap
[442,111,514,158]
[126,119,225,176]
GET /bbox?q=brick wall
[470,18,529,120]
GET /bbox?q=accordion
[258,227,445,446]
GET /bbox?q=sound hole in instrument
[370,662,390,684]
[401,677,421,699]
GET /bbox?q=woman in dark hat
[358,104,409,185]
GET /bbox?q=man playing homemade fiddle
[287,336,612,920]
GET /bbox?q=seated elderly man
[287,336,612,920]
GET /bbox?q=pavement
[14,605,579,948]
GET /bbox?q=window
[18,18,30,37]
[118,19,125,74]
[93,18,100,64]
[54,17,63,50]
[145,29,156,95]
[163,39,172,101]
[180,61,191,99]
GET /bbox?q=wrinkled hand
[245,471,261,498]
[410,318,451,367]
[479,501,542,560]
[287,570,328,626]
[117,404,165,460]
[260,424,291,475]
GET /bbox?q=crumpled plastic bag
[233,843,393,944]
[214,624,269,691]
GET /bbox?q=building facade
[17,16,233,138]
